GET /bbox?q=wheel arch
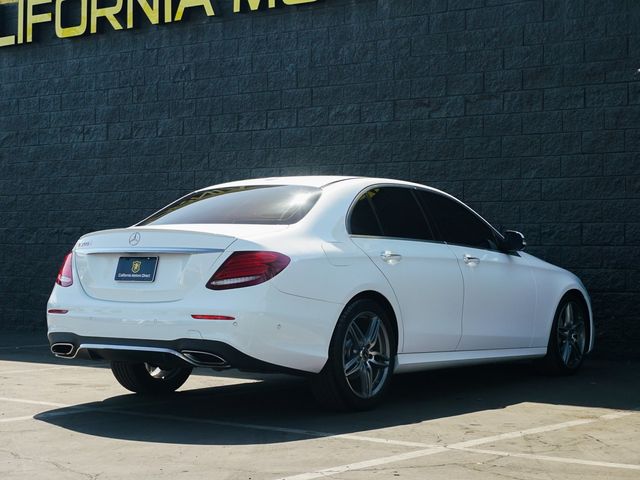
[553,288,594,354]
[346,290,400,354]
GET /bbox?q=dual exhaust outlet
[50,343,228,368]
[180,350,227,367]
[51,343,74,356]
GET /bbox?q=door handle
[463,254,480,266]
[380,251,402,264]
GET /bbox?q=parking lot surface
[1,332,638,480]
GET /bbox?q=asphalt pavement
[1,331,638,479]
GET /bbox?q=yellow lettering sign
[0,33,15,47]
[18,0,25,43]
[234,0,274,13]
[26,0,52,43]
[55,0,88,38]
[174,0,213,21]
[91,0,123,33]
[163,0,171,22]
[127,0,158,29]
[234,0,316,12]
[0,0,320,48]
[282,0,316,5]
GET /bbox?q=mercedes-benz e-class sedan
[47,176,593,409]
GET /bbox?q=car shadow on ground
[34,359,640,446]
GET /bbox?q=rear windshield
[138,185,322,226]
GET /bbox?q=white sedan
[47,176,593,409]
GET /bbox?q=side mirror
[502,230,526,252]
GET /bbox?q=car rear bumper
[47,283,342,374]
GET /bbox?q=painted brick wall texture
[0,0,638,357]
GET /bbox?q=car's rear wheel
[312,298,396,410]
[110,361,192,394]
[542,294,588,375]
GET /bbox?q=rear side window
[139,185,321,226]
[350,193,382,236]
[350,187,435,241]
[417,190,499,250]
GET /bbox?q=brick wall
[0,0,638,357]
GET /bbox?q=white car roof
[198,176,425,191]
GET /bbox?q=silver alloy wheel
[145,364,174,380]
[342,311,391,399]
[557,301,586,369]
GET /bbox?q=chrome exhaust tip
[51,343,75,357]
[181,350,228,367]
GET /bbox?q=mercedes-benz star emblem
[129,232,141,246]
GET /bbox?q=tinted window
[418,190,499,250]
[139,185,321,225]
[349,193,382,236]
[366,187,434,241]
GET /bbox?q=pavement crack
[0,447,98,480]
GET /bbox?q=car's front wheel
[542,294,589,375]
[110,361,192,394]
[312,298,396,410]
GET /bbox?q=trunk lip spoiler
[76,247,225,255]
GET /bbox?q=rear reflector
[48,309,69,314]
[207,251,290,290]
[191,314,235,320]
[55,252,73,287]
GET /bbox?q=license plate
[115,257,159,282]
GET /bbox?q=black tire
[110,361,192,394]
[541,294,589,375]
[311,298,396,411]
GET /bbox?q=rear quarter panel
[229,179,408,353]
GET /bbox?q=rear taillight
[56,252,73,287]
[207,251,290,290]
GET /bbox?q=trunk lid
[73,225,286,302]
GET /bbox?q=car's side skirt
[394,347,547,373]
